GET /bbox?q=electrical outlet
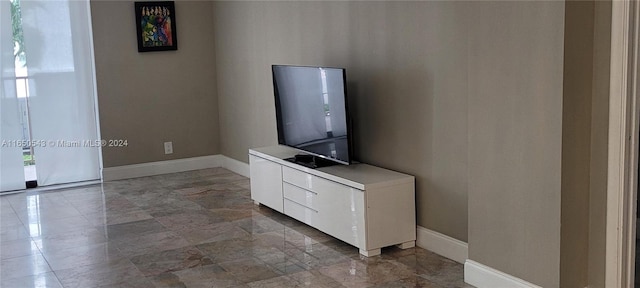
[164,142,173,154]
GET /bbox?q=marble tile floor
[0,168,474,288]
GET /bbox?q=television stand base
[284,155,338,169]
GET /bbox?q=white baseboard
[102,155,224,181]
[416,226,468,264]
[464,260,542,288]
[221,155,250,178]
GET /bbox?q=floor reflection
[26,195,42,237]
[0,168,472,287]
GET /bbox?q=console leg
[359,248,381,257]
[396,241,415,249]
[254,200,261,206]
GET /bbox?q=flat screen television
[272,65,353,168]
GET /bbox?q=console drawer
[283,183,318,210]
[283,198,318,227]
[282,166,312,189]
[283,166,352,195]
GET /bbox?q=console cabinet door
[313,178,367,249]
[249,155,283,213]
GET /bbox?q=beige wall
[91,1,219,168]
[213,1,470,242]
[466,2,565,287]
[560,1,594,287]
[588,1,612,287]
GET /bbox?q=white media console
[249,145,416,257]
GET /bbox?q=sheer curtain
[21,0,100,186]
[0,0,27,192]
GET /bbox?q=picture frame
[134,1,178,52]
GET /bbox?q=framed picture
[135,1,178,52]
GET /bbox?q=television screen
[272,65,352,166]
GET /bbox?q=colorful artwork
[135,2,177,52]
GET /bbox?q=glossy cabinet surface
[249,154,283,213]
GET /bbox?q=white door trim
[607,1,639,286]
